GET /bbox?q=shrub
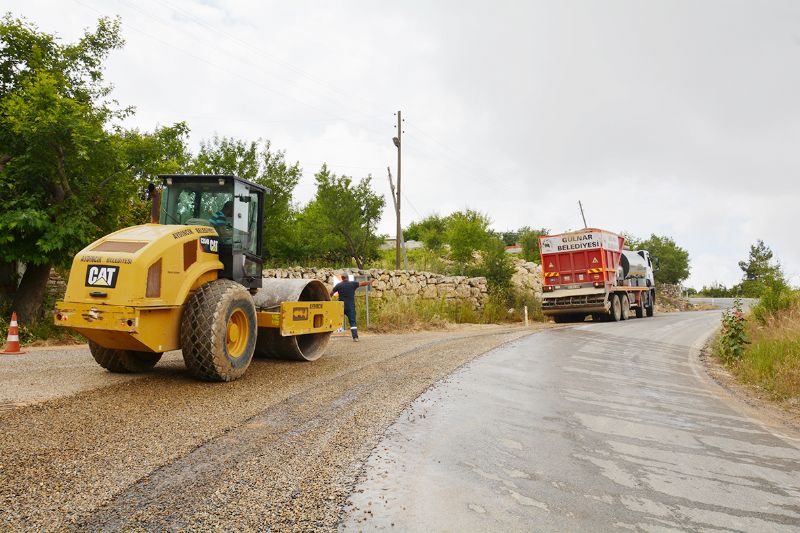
[752,280,797,324]
[718,298,749,363]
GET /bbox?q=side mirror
[655,257,661,271]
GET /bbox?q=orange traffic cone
[2,312,25,355]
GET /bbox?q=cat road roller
[53,174,343,381]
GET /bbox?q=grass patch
[716,298,800,401]
[350,291,545,333]
[0,313,84,347]
[369,248,450,274]
[736,306,800,399]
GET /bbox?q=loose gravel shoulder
[0,324,542,531]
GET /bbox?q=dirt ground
[0,324,544,531]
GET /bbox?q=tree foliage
[518,227,548,263]
[404,215,447,250]
[0,15,132,321]
[479,237,516,293]
[186,136,303,260]
[301,165,385,269]
[636,234,690,284]
[115,123,192,227]
[736,240,786,297]
[445,209,491,263]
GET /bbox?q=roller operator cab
[54,174,344,382]
[158,174,265,289]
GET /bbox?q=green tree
[736,240,786,297]
[187,136,304,261]
[445,209,491,263]
[479,237,516,294]
[638,234,690,284]
[620,231,642,250]
[115,123,192,227]
[188,135,259,178]
[301,165,385,269]
[519,227,549,263]
[404,215,447,250]
[0,15,131,322]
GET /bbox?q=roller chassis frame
[55,299,343,353]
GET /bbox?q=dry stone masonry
[263,260,544,310]
[262,267,491,308]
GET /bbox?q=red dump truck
[539,228,657,323]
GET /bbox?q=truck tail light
[543,286,554,292]
[593,281,603,288]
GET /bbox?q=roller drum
[252,278,332,361]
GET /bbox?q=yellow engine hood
[61,223,223,308]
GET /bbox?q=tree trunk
[11,263,52,324]
[0,261,16,310]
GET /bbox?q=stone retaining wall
[263,267,490,308]
[46,269,67,303]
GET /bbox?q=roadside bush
[475,238,515,294]
[752,281,798,324]
[508,289,545,322]
[0,313,82,346]
[718,298,749,363]
[734,304,800,399]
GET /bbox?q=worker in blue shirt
[330,274,372,341]
[209,200,234,241]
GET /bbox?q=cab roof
[158,174,268,194]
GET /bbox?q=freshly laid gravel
[0,325,540,531]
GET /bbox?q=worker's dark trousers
[344,304,358,339]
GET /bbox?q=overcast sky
[6,0,799,288]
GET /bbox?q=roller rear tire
[181,279,257,382]
[89,341,162,373]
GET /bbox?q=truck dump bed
[539,229,624,288]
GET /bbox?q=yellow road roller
[54,174,343,381]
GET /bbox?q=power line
[70,0,389,139]
[143,0,388,130]
[155,0,387,122]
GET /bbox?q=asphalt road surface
[344,311,800,532]
[0,325,537,531]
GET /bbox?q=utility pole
[387,167,408,270]
[578,200,588,228]
[393,110,403,270]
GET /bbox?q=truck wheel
[646,290,655,317]
[620,294,630,320]
[610,294,622,322]
[181,279,257,382]
[89,341,162,373]
[635,299,645,318]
